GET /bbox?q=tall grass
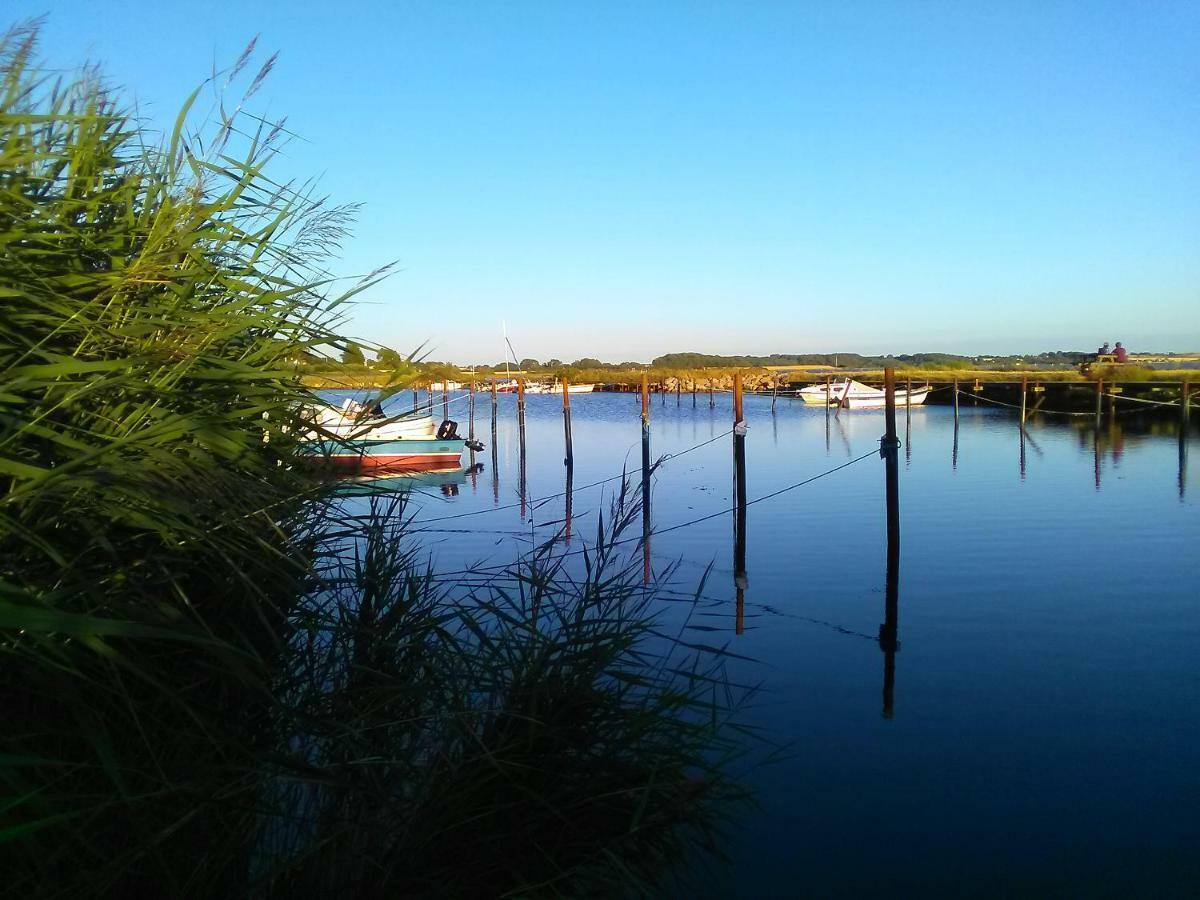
[1,23,757,898]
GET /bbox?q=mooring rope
[955,390,1094,417]
[1100,391,1182,408]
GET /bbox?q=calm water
[330,388,1199,895]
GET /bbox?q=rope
[425,448,879,579]
[408,430,734,526]
[956,390,1093,417]
[1101,391,1181,408]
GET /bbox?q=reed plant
[1,22,757,898]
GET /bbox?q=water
[329,388,1199,894]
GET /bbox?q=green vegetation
[1,24,754,898]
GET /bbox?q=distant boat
[797,378,930,409]
[302,399,483,472]
[523,381,596,395]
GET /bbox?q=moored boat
[797,378,930,409]
[302,399,483,472]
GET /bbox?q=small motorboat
[302,399,483,472]
[522,381,597,395]
[797,378,931,409]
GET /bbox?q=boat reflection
[333,463,485,496]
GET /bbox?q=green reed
[1,22,757,898]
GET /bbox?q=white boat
[797,378,931,409]
[522,381,597,395]
[311,399,437,438]
[301,399,483,471]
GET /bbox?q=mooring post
[1183,381,1191,429]
[490,379,499,503]
[880,368,901,717]
[442,379,449,421]
[708,378,714,409]
[468,379,476,441]
[562,378,574,466]
[1095,379,1104,428]
[733,373,748,635]
[518,377,527,519]
[412,387,419,412]
[1020,376,1028,428]
[692,378,697,408]
[517,376,526,456]
[641,373,651,585]
[953,379,960,424]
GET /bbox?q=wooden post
[708,378,714,409]
[1181,381,1190,429]
[1020,376,1027,428]
[1095,379,1104,427]
[442,379,449,421]
[490,379,499,504]
[953,379,960,423]
[733,373,747,636]
[641,373,651,585]
[562,379,574,466]
[517,376,526,458]
[412,387,419,412]
[880,368,901,718]
[692,378,697,408]
[468,379,476,441]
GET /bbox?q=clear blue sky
[12,1,1200,361]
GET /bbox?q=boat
[302,399,483,472]
[797,378,931,409]
[522,381,597,395]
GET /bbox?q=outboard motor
[436,419,459,440]
[465,439,486,452]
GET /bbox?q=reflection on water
[321,389,1199,892]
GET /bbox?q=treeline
[651,351,1093,370]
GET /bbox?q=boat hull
[302,438,466,472]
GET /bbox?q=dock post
[489,379,499,504]
[708,378,714,409]
[562,379,574,466]
[641,374,651,585]
[953,379,960,424]
[733,373,747,636]
[692,378,697,408]
[905,375,912,466]
[880,368,901,716]
[412,387,419,412]
[517,377,527,519]
[1020,376,1028,427]
[677,380,681,407]
[442,380,449,421]
[1095,379,1104,428]
[1182,381,1191,429]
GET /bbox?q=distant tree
[518,358,542,372]
[342,342,366,366]
[544,358,564,369]
[571,358,605,369]
[376,347,403,369]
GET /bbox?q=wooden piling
[1182,381,1191,428]
[733,373,747,636]
[1020,376,1027,427]
[517,376,527,461]
[880,368,901,718]
[708,378,714,409]
[1095,379,1104,427]
[468,379,476,441]
[641,374,651,585]
[562,379,574,466]
[412,387,419,413]
[442,379,449,421]
[490,379,499,503]
[953,379,959,423]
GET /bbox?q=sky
[10,1,1200,362]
